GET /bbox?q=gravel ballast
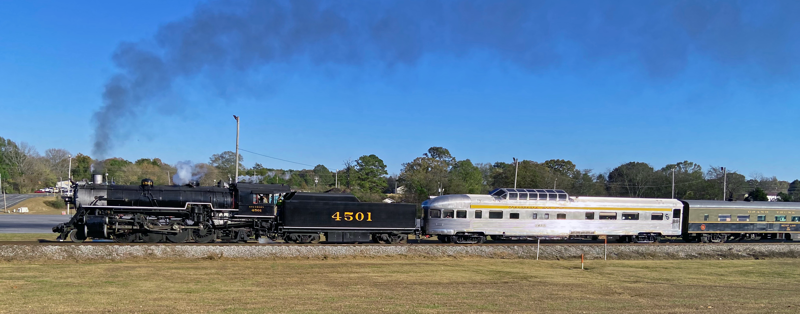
[3,243,800,261]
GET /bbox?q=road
[0,215,69,233]
[1,193,51,210]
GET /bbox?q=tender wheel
[387,234,407,244]
[142,232,164,243]
[438,236,451,243]
[69,228,87,243]
[114,232,137,243]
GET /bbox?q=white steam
[172,161,208,185]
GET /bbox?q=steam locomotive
[53,176,419,243]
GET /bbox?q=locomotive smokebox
[141,178,154,189]
[92,174,103,185]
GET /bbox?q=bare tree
[44,148,71,179]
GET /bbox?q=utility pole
[167,171,171,185]
[722,167,727,201]
[513,157,519,189]
[67,154,71,215]
[1,173,6,213]
[671,167,676,199]
[554,177,557,189]
[335,169,338,189]
[233,115,240,184]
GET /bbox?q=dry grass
[0,233,56,241]
[3,196,69,215]
[1,259,799,313]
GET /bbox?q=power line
[239,148,315,167]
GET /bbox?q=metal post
[722,167,727,201]
[1,173,6,213]
[604,237,607,261]
[513,157,518,189]
[233,115,240,184]
[536,238,540,260]
[671,168,676,198]
[67,155,71,215]
[581,254,584,270]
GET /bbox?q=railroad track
[2,240,799,246]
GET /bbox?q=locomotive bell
[141,178,154,189]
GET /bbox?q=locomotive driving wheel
[114,232,137,243]
[142,232,164,243]
[166,223,190,243]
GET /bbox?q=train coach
[423,188,683,244]
[681,200,800,243]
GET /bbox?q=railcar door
[672,208,681,230]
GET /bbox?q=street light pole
[513,157,519,189]
[233,115,240,184]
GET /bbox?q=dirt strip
[3,243,800,261]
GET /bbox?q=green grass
[0,233,57,241]
[1,259,800,313]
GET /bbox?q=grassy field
[1,259,800,313]
[3,196,67,215]
[0,233,57,241]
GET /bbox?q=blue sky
[1,0,799,180]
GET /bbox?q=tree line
[2,136,798,203]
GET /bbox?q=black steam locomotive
[53,178,419,244]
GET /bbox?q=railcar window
[775,215,787,222]
[599,212,617,220]
[430,209,441,218]
[622,213,639,220]
[510,213,520,219]
[558,194,567,201]
[532,213,538,219]
[651,213,663,220]
[475,210,482,219]
[518,193,528,201]
[718,214,731,222]
[758,215,766,221]
[557,213,566,220]
[704,214,709,221]
[443,210,454,218]
[489,211,503,219]
[673,209,681,219]
[544,213,550,219]
[508,192,518,200]
[585,212,595,220]
[792,216,800,222]
[737,215,750,222]
[456,210,467,219]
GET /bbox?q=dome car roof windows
[488,188,568,200]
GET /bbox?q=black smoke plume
[92,0,800,157]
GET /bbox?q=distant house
[767,193,781,202]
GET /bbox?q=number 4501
[332,212,372,221]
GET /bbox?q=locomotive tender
[53,177,418,243]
